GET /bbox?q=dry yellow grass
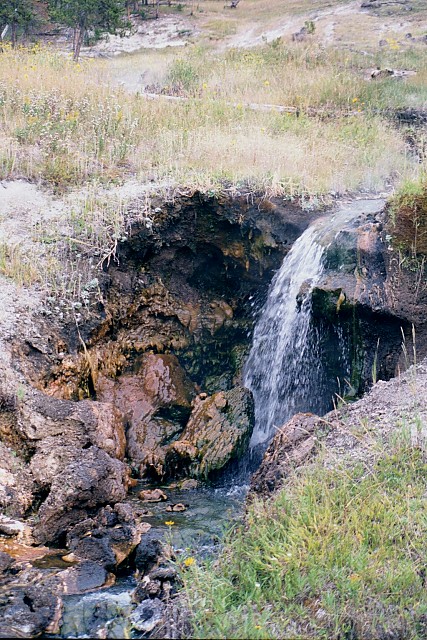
[0,42,420,197]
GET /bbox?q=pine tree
[48,0,128,61]
[0,0,37,47]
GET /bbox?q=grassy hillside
[0,42,424,198]
[184,425,427,639]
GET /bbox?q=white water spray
[244,199,385,446]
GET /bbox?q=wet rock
[135,530,169,573]
[0,515,32,542]
[0,551,13,572]
[251,413,321,495]
[310,204,427,388]
[134,564,179,603]
[166,503,187,512]
[33,447,128,545]
[0,442,34,518]
[45,560,112,595]
[16,391,126,488]
[0,584,62,638]
[98,353,195,479]
[141,577,162,597]
[130,598,165,634]
[179,478,199,490]
[65,504,149,570]
[149,565,178,582]
[164,386,254,478]
[134,528,178,602]
[139,488,168,502]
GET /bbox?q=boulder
[33,447,128,545]
[97,353,195,479]
[45,560,112,595]
[0,443,34,517]
[164,386,254,478]
[166,503,187,512]
[135,531,164,573]
[0,584,62,638]
[179,478,199,490]
[0,515,33,542]
[65,504,150,570]
[130,598,165,634]
[134,534,179,603]
[250,413,321,495]
[302,200,427,400]
[0,551,13,573]
[139,489,168,502]
[16,391,126,487]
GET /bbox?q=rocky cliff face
[9,191,320,484]
[309,204,427,398]
[3,193,427,519]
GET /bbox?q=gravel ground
[322,356,427,469]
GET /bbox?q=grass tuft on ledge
[389,177,427,257]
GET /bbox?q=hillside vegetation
[1,0,427,199]
[185,431,427,639]
[0,43,423,199]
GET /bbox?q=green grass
[184,431,427,639]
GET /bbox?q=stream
[51,481,248,638]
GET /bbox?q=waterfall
[244,200,382,447]
[244,225,325,446]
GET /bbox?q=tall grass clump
[184,434,427,639]
[389,176,427,256]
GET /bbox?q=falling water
[244,224,325,446]
[244,200,384,447]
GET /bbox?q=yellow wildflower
[165,520,175,526]
[184,557,195,567]
[352,97,359,103]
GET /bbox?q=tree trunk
[11,20,17,48]
[73,26,85,62]
[155,0,159,19]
